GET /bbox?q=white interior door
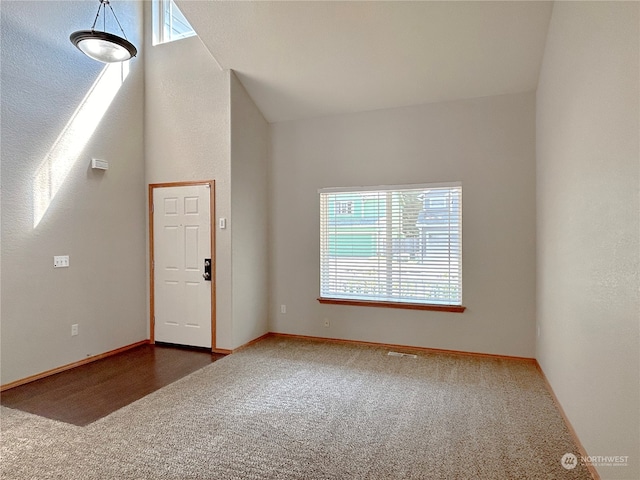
[153,184,212,348]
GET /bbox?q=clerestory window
[152,0,196,46]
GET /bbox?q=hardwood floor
[0,343,224,426]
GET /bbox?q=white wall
[143,2,233,350]
[230,72,269,348]
[0,1,146,384]
[269,92,537,357]
[536,3,639,479]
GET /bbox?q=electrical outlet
[324,318,330,328]
[71,324,79,336]
[280,305,287,314]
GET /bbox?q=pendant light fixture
[70,0,137,63]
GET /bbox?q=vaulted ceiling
[176,1,553,123]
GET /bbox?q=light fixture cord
[89,1,104,32]
[89,0,129,41]
[107,3,130,41]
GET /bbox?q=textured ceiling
[176,1,553,123]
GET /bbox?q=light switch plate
[54,255,69,268]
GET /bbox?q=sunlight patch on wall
[33,61,130,228]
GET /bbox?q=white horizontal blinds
[320,184,462,305]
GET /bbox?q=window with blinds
[319,183,462,306]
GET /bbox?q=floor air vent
[387,351,417,358]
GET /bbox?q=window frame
[318,182,465,313]
[152,0,196,46]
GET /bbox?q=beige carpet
[0,336,592,479]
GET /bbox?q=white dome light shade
[70,31,137,63]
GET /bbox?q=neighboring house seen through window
[335,201,354,215]
[319,183,462,309]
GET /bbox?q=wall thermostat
[91,158,108,170]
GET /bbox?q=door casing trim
[148,180,216,350]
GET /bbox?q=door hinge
[151,203,154,213]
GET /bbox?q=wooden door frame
[148,180,216,351]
